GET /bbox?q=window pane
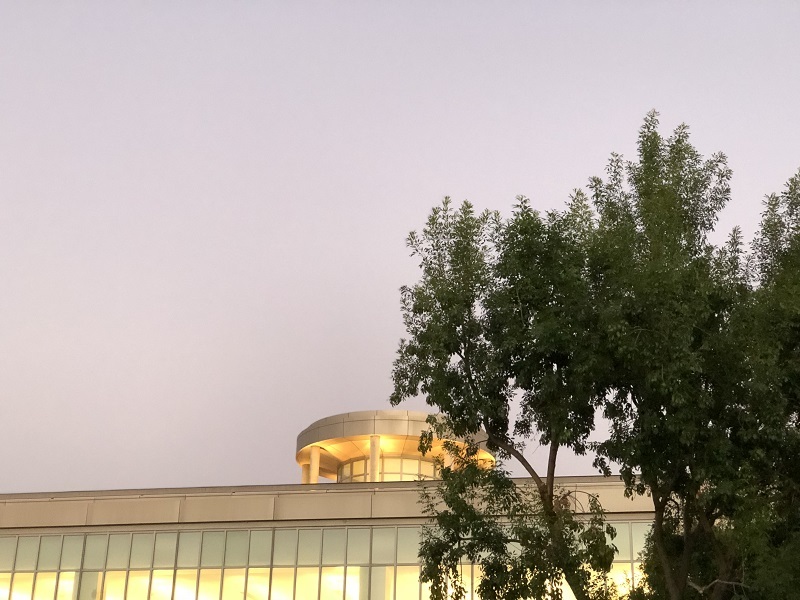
[319,567,344,600]
[106,536,131,570]
[37,538,62,571]
[631,523,651,560]
[269,568,293,600]
[15,538,39,571]
[197,570,221,600]
[371,529,395,565]
[0,574,11,600]
[420,462,434,478]
[272,531,297,567]
[0,539,16,571]
[610,523,631,561]
[244,568,269,600]
[396,528,420,564]
[77,573,102,600]
[101,572,126,600]
[33,573,57,600]
[295,568,319,600]
[149,571,173,600]
[220,569,245,600]
[153,534,177,569]
[321,530,345,565]
[83,537,107,571]
[396,566,419,600]
[173,570,197,600]
[346,530,369,565]
[344,567,368,600]
[401,460,419,476]
[130,535,153,570]
[609,563,633,596]
[370,567,393,600]
[384,458,401,473]
[60,538,84,571]
[11,574,34,600]
[125,572,150,600]
[55,572,78,600]
[201,534,224,568]
[352,461,364,476]
[248,532,272,567]
[177,534,201,569]
[382,474,402,482]
[224,533,248,568]
[297,531,321,566]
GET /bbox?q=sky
[1,2,799,493]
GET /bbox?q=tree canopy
[391,112,800,600]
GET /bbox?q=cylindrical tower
[295,409,494,484]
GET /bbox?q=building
[0,411,653,600]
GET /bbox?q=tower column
[369,434,380,482]
[309,446,321,484]
[301,463,310,484]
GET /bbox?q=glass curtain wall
[0,522,647,600]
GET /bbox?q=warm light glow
[32,573,56,600]
[102,572,126,600]
[55,572,76,600]
[149,571,173,600]
[269,568,293,600]
[173,570,197,600]
[220,570,244,600]
[126,572,150,600]
[343,568,361,600]
[11,573,34,600]
[244,569,268,600]
[0,574,12,600]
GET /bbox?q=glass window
[370,567,393,600]
[631,523,651,560]
[125,572,150,600]
[55,572,77,600]
[610,523,631,561]
[420,462,435,478]
[0,539,16,571]
[396,566,420,600]
[344,566,368,600]
[346,530,370,565]
[11,573,34,600]
[383,458,401,474]
[177,533,201,569]
[371,529,395,565]
[77,573,102,600]
[173,570,197,600]
[200,533,224,568]
[248,531,272,567]
[0,574,11,600]
[60,537,84,571]
[100,572,125,600]
[352,461,364,476]
[105,535,131,570]
[609,563,633,596]
[129,535,153,569]
[197,570,221,600]
[223,532,248,567]
[272,530,297,567]
[297,531,321,566]
[269,568,293,600]
[15,538,39,571]
[83,537,108,571]
[244,569,269,600]
[295,568,319,600]
[37,537,61,571]
[220,569,245,600]
[321,530,346,565]
[33,573,57,600]
[149,571,173,600]
[319,567,344,600]
[401,460,419,476]
[382,474,402,482]
[153,534,177,569]
[396,528,420,564]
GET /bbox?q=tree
[391,112,800,600]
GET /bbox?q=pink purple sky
[1,3,799,493]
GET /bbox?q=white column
[309,446,321,484]
[369,434,380,482]
[301,463,310,484]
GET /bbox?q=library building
[0,411,653,600]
